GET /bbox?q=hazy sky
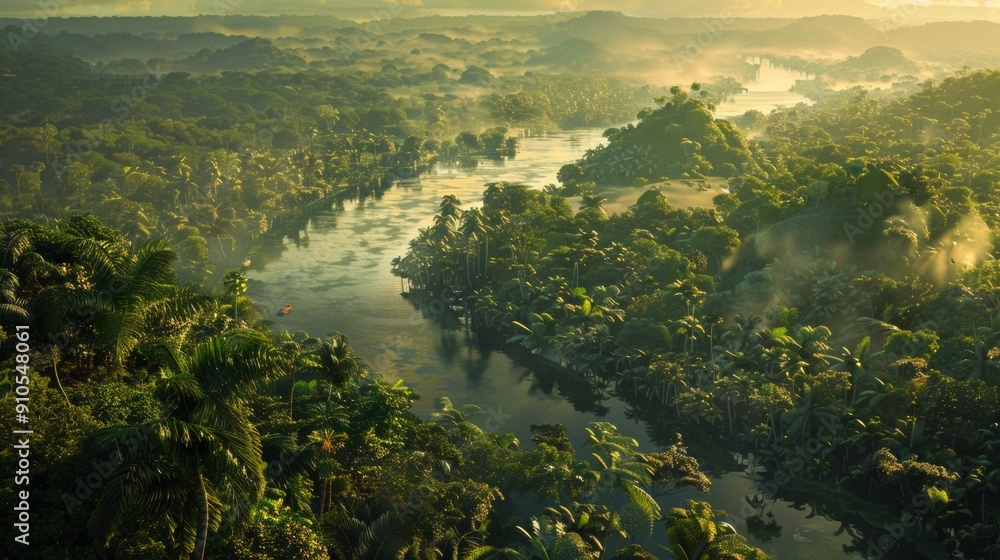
[1,0,998,21]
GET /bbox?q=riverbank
[244,127,888,559]
[206,180,394,289]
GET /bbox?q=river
[246,67,881,558]
[715,57,813,119]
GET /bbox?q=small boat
[278,304,293,316]
[242,259,251,267]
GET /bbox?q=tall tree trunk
[466,250,472,289]
[289,368,295,420]
[727,397,733,436]
[51,349,71,408]
[191,473,210,560]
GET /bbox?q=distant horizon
[1,0,999,24]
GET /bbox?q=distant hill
[176,38,306,72]
[839,46,916,71]
[730,15,884,51]
[5,13,1000,86]
[886,21,1000,59]
[0,28,245,63]
[525,38,615,70]
[547,11,669,47]
[0,15,357,38]
[627,16,794,34]
[574,91,758,183]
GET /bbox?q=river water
[246,66,878,558]
[714,58,813,119]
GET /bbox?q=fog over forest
[4,2,1000,560]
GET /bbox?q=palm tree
[430,395,486,432]
[90,329,284,560]
[677,387,723,429]
[712,376,740,437]
[0,229,33,325]
[639,443,712,500]
[664,500,768,560]
[673,315,705,356]
[585,422,661,551]
[307,427,348,522]
[38,237,211,377]
[793,325,838,372]
[643,356,687,409]
[460,207,488,287]
[223,270,248,322]
[275,330,312,418]
[439,194,463,222]
[784,381,842,452]
[316,332,361,391]
[884,416,937,460]
[669,279,707,317]
[260,432,316,515]
[0,268,28,325]
[325,509,411,560]
[717,314,761,357]
[836,336,879,405]
[514,516,599,560]
[542,503,625,556]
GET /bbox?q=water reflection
[715,58,814,118]
[248,127,888,559]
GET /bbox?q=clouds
[1,0,195,17]
[0,0,798,17]
[0,0,995,19]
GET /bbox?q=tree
[460,65,495,86]
[884,329,940,361]
[514,516,599,560]
[664,500,768,560]
[226,489,329,560]
[314,332,361,390]
[79,238,208,373]
[90,330,284,560]
[223,271,248,322]
[460,207,489,287]
[36,234,210,377]
[689,226,740,275]
[585,422,661,546]
[315,104,340,131]
[0,264,28,326]
[638,440,711,498]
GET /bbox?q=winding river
[246,66,885,558]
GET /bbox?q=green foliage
[460,65,495,86]
[665,500,769,560]
[225,490,329,560]
[70,382,159,426]
[885,329,941,360]
[10,27,1000,559]
[531,423,575,454]
[90,329,284,557]
[575,89,758,183]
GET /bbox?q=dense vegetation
[0,19,747,560]
[5,8,1000,560]
[0,47,648,286]
[0,215,764,559]
[569,85,760,183]
[394,71,1000,559]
